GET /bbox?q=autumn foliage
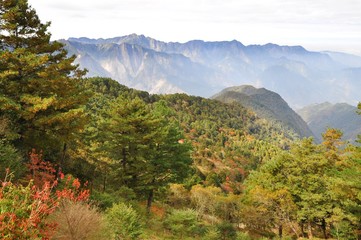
[0,170,58,239]
[26,149,57,188]
[0,151,90,239]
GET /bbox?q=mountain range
[212,85,314,139]
[297,102,361,142]
[61,34,361,108]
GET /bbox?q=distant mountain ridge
[297,102,361,142]
[212,85,314,139]
[62,34,361,108]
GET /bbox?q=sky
[28,0,361,55]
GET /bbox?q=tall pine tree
[0,0,88,160]
[93,96,192,211]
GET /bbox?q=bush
[164,208,206,238]
[202,227,221,240]
[216,221,237,240]
[167,183,190,207]
[106,202,143,240]
[90,190,118,210]
[0,170,93,239]
[236,231,253,240]
[51,200,109,240]
[90,186,137,210]
[0,179,57,239]
[331,221,358,240]
[0,140,24,180]
[190,185,221,216]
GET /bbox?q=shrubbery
[164,208,206,238]
[106,202,144,240]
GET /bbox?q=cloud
[28,0,361,55]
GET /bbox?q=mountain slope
[297,102,361,142]
[212,85,314,139]
[63,34,361,108]
[63,40,217,96]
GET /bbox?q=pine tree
[93,96,192,211]
[0,0,88,159]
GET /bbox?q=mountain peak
[212,85,314,139]
[219,85,274,97]
[62,34,361,107]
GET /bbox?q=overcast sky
[28,0,361,55]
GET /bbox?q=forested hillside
[212,85,314,139]
[1,1,360,239]
[297,102,361,142]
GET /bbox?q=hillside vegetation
[1,1,360,239]
[212,85,314,139]
[297,102,361,142]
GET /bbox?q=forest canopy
[0,1,360,239]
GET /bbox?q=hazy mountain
[323,51,361,68]
[62,34,361,108]
[212,85,314,139]
[297,102,361,142]
[64,40,217,96]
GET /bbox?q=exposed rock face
[62,34,361,108]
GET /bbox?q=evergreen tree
[94,96,192,211]
[0,0,87,160]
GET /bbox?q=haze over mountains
[297,102,361,142]
[62,34,361,108]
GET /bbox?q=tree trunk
[61,142,67,168]
[300,222,306,238]
[308,221,313,239]
[102,173,106,193]
[121,147,127,185]
[89,180,93,194]
[287,218,299,238]
[146,189,154,214]
[278,225,283,238]
[57,142,67,180]
[322,218,327,239]
[122,147,127,169]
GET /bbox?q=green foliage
[2,3,360,238]
[330,220,358,240]
[164,208,205,238]
[213,85,313,139]
[202,227,221,240]
[236,231,253,240]
[84,92,192,211]
[0,140,23,180]
[106,202,143,240]
[243,133,361,239]
[161,93,286,192]
[0,0,88,160]
[91,186,138,210]
[216,221,238,240]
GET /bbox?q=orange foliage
[1,151,90,239]
[26,149,56,188]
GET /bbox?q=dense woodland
[0,1,360,239]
